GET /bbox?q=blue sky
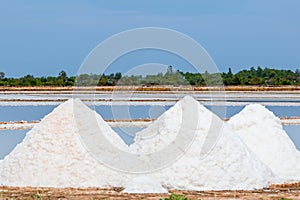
[0,0,300,77]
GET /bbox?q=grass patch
[160,193,188,200]
[31,192,43,200]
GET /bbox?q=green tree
[166,66,174,75]
[0,72,5,79]
[98,76,108,86]
[257,66,263,77]
[59,70,67,79]
[115,72,122,80]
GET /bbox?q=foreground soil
[0,183,299,200]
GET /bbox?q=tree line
[0,66,300,87]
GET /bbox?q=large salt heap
[228,104,300,181]
[131,96,275,190]
[0,99,130,187]
[0,97,277,191]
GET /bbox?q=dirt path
[0,184,299,200]
[1,85,300,92]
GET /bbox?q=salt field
[0,94,300,192]
[1,91,300,106]
[2,105,300,121]
[1,0,300,197]
[0,92,300,163]
[0,97,276,190]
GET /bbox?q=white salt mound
[130,95,184,154]
[123,176,168,194]
[228,104,300,181]
[0,99,130,188]
[0,97,276,191]
[131,96,275,190]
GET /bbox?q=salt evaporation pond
[1,105,300,122]
[0,106,55,122]
[111,127,142,145]
[0,97,279,191]
[0,130,27,159]
[284,125,300,150]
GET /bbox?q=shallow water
[0,130,27,159]
[283,125,300,150]
[111,127,142,145]
[0,106,55,121]
[0,105,299,122]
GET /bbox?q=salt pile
[131,96,275,190]
[123,176,168,194]
[0,97,277,191]
[228,104,300,180]
[0,99,130,188]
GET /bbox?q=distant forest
[1,66,300,87]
